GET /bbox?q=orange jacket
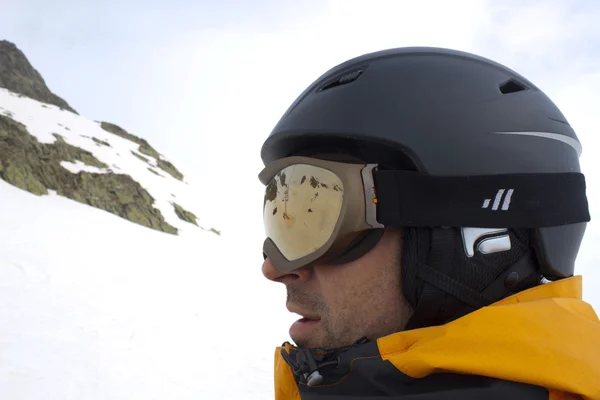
[274,276,600,399]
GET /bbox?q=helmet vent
[499,78,528,94]
[318,67,366,91]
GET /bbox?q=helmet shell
[261,47,587,279]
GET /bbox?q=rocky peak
[0,40,77,114]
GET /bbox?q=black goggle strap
[373,170,590,229]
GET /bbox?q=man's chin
[290,319,323,348]
[292,332,367,351]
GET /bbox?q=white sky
[2,0,600,371]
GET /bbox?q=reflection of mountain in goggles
[260,157,381,273]
[263,164,343,260]
[259,156,590,273]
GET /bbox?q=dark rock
[172,202,198,226]
[101,121,185,181]
[0,40,77,114]
[0,115,178,235]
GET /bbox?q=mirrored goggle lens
[263,164,344,261]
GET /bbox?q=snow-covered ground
[0,88,288,399]
[0,177,282,399]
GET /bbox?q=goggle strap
[374,170,590,229]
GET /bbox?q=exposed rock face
[0,115,178,234]
[173,202,198,225]
[100,121,184,181]
[0,40,77,114]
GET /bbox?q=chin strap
[404,227,455,330]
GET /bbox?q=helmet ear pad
[401,226,540,329]
[320,229,385,266]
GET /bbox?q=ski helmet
[260,47,590,329]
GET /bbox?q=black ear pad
[401,227,430,310]
[323,229,385,266]
[401,226,537,329]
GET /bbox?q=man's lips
[287,306,321,322]
[295,315,321,322]
[297,316,320,323]
[289,313,321,339]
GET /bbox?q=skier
[258,47,600,399]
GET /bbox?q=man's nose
[262,257,312,283]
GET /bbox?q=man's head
[262,228,412,349]
[258,47,590,349]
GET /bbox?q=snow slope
[0,87,208,236]
[0,88,281,399]
[0,178,279,399]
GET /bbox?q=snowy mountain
[0,41,276,399]
[0,87,219,237]
[0,40,218,237]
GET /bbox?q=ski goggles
[259,156,590,273]
[259,156,383,273]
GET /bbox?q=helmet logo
[482,189,514,211]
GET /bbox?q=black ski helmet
[260,47,590,329]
